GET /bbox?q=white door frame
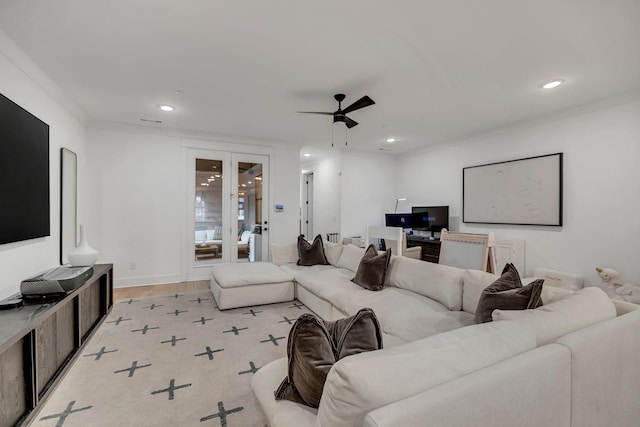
[186,149,269,280]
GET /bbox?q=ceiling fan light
[541,80,564,89]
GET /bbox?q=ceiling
[1,0,639,154]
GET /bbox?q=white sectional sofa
[252,242,640,427]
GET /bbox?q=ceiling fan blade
[345,117,358,128]
[342,95,375,114]
[296,111,333,115]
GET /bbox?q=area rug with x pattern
[29,291,310,427]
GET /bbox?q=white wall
[0,30,86,299]
[397,93,640,286]
[340,151,396,238]
[301,149,396,242]
[86,125,300,287]
[302,150,343,240]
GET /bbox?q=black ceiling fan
[297,93,375,129]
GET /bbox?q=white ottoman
[210,262,295,310]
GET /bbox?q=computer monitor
[411,206,449,237]
[385,213,412,228]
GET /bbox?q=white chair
[438,229,495,272]
[238,230,251,258]
[366,226,421,259]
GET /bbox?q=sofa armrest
[556,309,640,427]
[613,299,640,315]
[363,344,571,427]
[251,357,317,427]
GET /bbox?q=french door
[188,149,269,275]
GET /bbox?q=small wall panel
[56,301,76,365]
[36,315,57,394]
[0,338,27,426]
[79,281,101,340]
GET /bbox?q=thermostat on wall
[274,204,284,212]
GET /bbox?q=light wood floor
[113,280,210,300]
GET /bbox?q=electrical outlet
[129,261,137,271]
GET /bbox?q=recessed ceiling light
[159,104,175,112]
[386,138,397,143]
[303,153,311,157]
[541,80,564,89]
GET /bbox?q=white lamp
[394,198,407,213]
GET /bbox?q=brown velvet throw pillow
[351,244,392,291]
[275,308,383,408]
[297,234,330,266]
[475,263,544,323]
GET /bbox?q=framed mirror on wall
[60,148,77,265]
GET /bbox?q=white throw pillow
[492,286,616,346]
[336,244,366,273]
[205,229,215,240]
[195,230,207,242]
[533,268,584,291]
[270,243,298,266]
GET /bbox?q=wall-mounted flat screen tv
[0,93,50,245]
[411,206,449,237]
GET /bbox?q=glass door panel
[194,157,226,265]
[232,154,268,263]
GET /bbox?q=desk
[406,237,441,263]
[0,264,113,426]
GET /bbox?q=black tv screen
[385,213,413,228]
[0,93,50,245]
[411,206,449,233]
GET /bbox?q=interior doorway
[302,172,313,239]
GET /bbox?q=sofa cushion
[539,284,575,304]
[328,286,475,342]
[492,286,616,346]
[271,243,299,266]
[275,309,382,408]
[297,235,330,266]
[336,244,366,272]
[211,262,294,288]
[317,320,536,427]
[323,242,344,266]
[386,256,464,311]
[476,263,543,323]
[351,245,392,291]
[285,266,362,301]
[462,269,499,314]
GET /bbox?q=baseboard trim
[114,274,184,288]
